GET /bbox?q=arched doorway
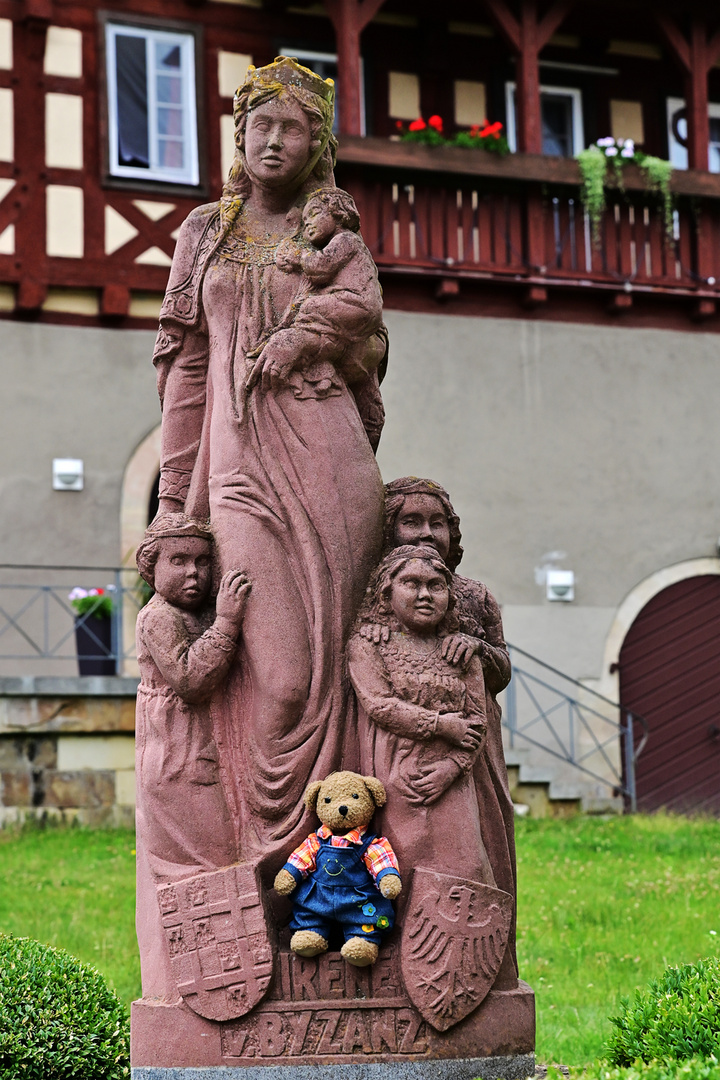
[619,575,720,814]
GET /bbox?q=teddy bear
[273,771,402,968]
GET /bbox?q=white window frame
[106,22,199,186]
[666,96,720,174]
[505,82,584,156]
[279,46,365,136]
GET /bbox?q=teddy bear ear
[303,780,324,811]
[362,776,387,807]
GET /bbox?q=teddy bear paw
[273,868,297,895]
[341,937,379,968]
[290,930,329,957]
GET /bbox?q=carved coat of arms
[157,863,273,1022]
[400,868,513,1031]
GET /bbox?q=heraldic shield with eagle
[132,50,531,1076]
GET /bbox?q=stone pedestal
[131,948,534,1077]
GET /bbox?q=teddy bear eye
[324,797,331,803]
[352,794,359,799]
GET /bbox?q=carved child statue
[250,188,384,398]
[273,771,401,968]
[135,514,250,877]
[348,545,496,891]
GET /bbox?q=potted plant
[394,115,510,155]
[68,586,116,676]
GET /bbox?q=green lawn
[516,814,720,1065]
[0,814,718,1067]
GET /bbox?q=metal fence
[503,644,648,811]
[0,565,145,677]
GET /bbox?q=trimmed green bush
[0,934,129,1079]
[566,1057,720,1080]
[606,958,720,1066]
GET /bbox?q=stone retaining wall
[0,676,138,826]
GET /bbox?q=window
[279,48,365,135]
[667,96,720,174]
[505,83,584,157]
[106,22,199,186]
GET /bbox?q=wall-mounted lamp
[546,569,575,602]
[52,458,84,491]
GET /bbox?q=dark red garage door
[619,575,720,814]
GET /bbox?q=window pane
[157,73,182,105]
[541,94,573,157]
[157,42,181,69]
[157,106,183,136]
[115,34,149,167]
[158,139,184,168]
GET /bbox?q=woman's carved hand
[407,758,462,805]
[359,622,391,645]
[441,633,478,668]
[435,712,471,746]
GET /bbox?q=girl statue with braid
[356,477,518,989]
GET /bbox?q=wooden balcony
[335,138,720,321]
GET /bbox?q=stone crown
[243,56,335,104]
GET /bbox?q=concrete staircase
[505,747,582,818]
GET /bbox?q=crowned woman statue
[149,58,387,873]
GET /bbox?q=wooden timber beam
[484,0,574,155]
[324,0,386,136]
[655,12,720,171]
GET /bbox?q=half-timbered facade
[3,0,720,811]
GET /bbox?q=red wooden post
[655,14,720,172]
[484,0,573,154]
[687,21,710,172]
[516,1,541,155]
[324,0,386,136]
[14,17,49,311]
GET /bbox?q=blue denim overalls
[289,833,395,944]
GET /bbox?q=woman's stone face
[389,559,449,634]
[394,494,451,562]
[244,95,313,189]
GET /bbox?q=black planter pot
[74,615,116,676]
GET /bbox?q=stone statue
[374,476,518,989]
[151,56,386,878]
[135,514,249,879]
[132,55,533,1079]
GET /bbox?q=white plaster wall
[0,321,159,566]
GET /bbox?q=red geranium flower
[428,114,443,132]
[408,118,426,132]
[395,119,404,130]
[479,121,503,138]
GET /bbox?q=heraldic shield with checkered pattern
[401,868,514,1032]
[156,863,274,1022]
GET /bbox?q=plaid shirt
[284,823,400,885]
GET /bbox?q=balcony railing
[337,138,720,309]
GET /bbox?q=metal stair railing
[504,643,649,812]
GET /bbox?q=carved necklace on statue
[219,207,302,266]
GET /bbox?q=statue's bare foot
[290,930,328,957]
[341,937,379,967]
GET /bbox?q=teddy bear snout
[338,805,348,816]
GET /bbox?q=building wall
[2,310,719,801]
[0,320,159,566]
[378,310,720,683]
